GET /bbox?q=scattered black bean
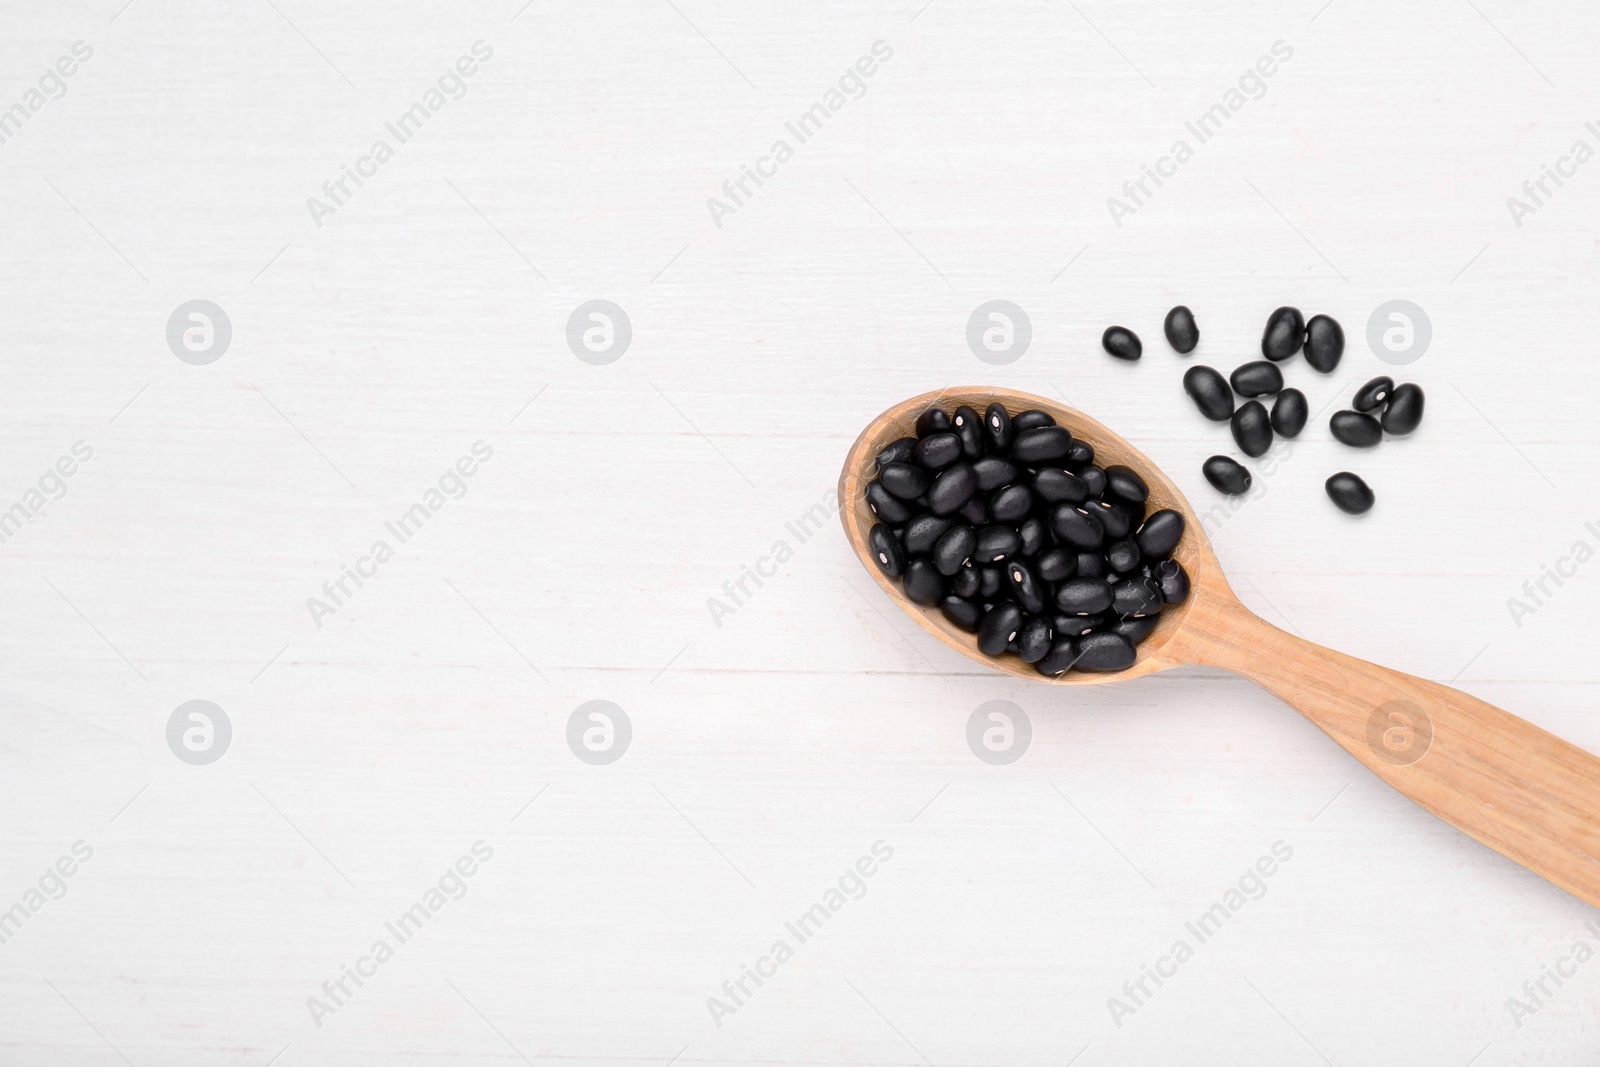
[1382,383,1425,435]
[1202,455,1252,495]
[1325,471,1375,514]
[1230,400,1273,458]
[927,463,979,514]
[1270,388,1308,438]
[1102,326,1142,361]
[1352,376,1394,412]
[1330,410,1382,447]
[1230,361,1284,397]
[941,595,982,632]
[1164,305,1199,354]
[1012,410,1055,430]
[1261,306,1305,361]
[915,408,951,437]
[1303,314,1343,373]
[1183,365,1235,421]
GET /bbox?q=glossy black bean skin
[1156,559,1190,603]
[932,524,976,576]
[1112,577,1162,618]
[927,463,979,514]
[1202,455,1252,495]
[989,483,1033,523]
[1016,615,1053,663]
[951,565,980,599]
[1054,614,1099,637]
[1018,517,1048,557]
[866,482,913,523]
[1055,578,1113,615]
[1034,467,1090,504]
[1075,552,1105,579]
[1036,546,1076,582]
[1353,376,1393,412]
[978,566,1004,600]
[902,560,944,606]
[1330,410,1382,447]
[1382,383,1424,435]
[1230,360,1283,397]
[1012,410,1055,431]
[1231,400,1273,458]
[1065,440,1096,468]
[1106,540,1141,573]
[1136,509,1184,559]
[1112,615,1159,644]
[1086,499,1131,539]
[915,408,951,437]
[975,525,1022,564]
[1164,305,1199,354]
[1261,306,1305,361]
[1270,388,1308,438]
[869,523,905,576]
[878,462,929,500]
[1012,426,1072,463]
[1006,561,1048,615]
[978,602,1024,655]
[1034,638,1081,676]
[875,437,917,469]
[903,514,951,556]
[940,596,982,632]
[1104,465,1149,504]
[1303,314,1343,373]
[1074,632,1137,672]
[972,456,1017,491]
[952,405,985,459]
[983,403,1013,453]
[1326,472,1375,514]
[958,496,988,526]
[913,432,962,469]
[1078,466,1107,497]
[1102,325,1142,361]
[1183,365,1235,421]
[1051,505,1104,550]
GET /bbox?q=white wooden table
[2,1,1599,1063]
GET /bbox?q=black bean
[1106,539,1141,573]
[1054,614,1098,637]
[978,565,1004,600]
[1035,637,1081,676]
[940,595,983,632]
[1164,305,1199,354]
[913,432,962,469]
[875,437,916,469]
[903,514,951,556]
[1353,376,1393,413]
[1270,388,1308,438]
[927,463,978,514]
[951,565,980,599]
[1231,400,1273,458]
[1230,360,1283,397]
[952,405,984,459]
[1086,499,1131,539]
[1261,306,1305,361]
[869,523,905,576]
[866,482,913,523]
[1183,365,1235,421]
[1330,410,1381,447]
[1074,632,1136,672]
[1104,465,1149,504]
[879,462,929,500]
[1325,471,1375,514]
[1078,466,1107,497]
[972,456,1017,491]
[1036,546,1077,582]
[902,559,944,605]
[1303,314,1343,373]
[975,524,1022,564]
[1202,455,1251,495]
[1034,467,1090,504]
[1382,383,1425,435]
[932,524,976,576]
[1007,560,1048,614]
[1135,509,1184,558]
[990,483,1033,523]
[1075,552,1105,579]
[978,602,1024,655]
[1112,615,1160,644]
[1055,577,1113,615]
[1016,615,1054,663]
[915,408,951,437]
[1156,559,1190,603]
[1112,577,1162,618]
[1018,517,1048,556]
[1102,325,1142,361]
[1012,426,1073,463]
[1065,440,1096,468]
[1012,410,1055,430]
[958,496,988,526]
[983,402,1013,453]
[1051,505,1104,549]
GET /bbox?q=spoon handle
[1197,598,1600,908]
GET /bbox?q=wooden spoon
[840,387,1600,909]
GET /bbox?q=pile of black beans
[865,403,1190,676]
